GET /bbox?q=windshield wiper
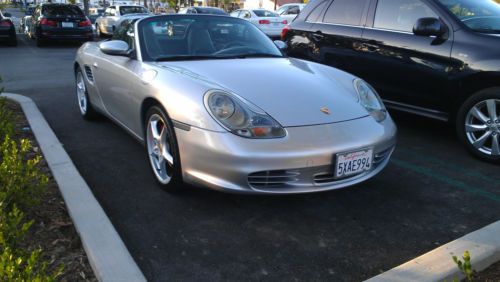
[155,55,221,62]
[222,53,283,59]
[472,28,500,34]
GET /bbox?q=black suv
[0,10,16,46]
[28,3,93,47]
[283,0,500,163]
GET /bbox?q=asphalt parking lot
[1,15,499,281]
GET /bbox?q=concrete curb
[2,93,146,282]
[365,220,500,282]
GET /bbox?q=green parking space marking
[396,147,500,186]
[391,158,500,203]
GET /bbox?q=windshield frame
[136,15,283,62]
[436,0,500,34]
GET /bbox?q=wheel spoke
[473,131,492,149]
[150,153,161,170]
[149,120,162,140]
[470,106,489,123]
[492,135,500,155]
[465,124,487,133]
[486,99,497,121]
[162,148,174,166]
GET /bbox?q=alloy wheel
[76,71,87,115]
[146,114,175,184]
[465,99,500,156]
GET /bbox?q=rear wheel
[456,88,500,163]
[7,35,17,46]
[36,36,46,47]
[75,68,99,120]
[145,106,183,191]
[96,24,102,38]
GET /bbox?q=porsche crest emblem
[320,107,331,115]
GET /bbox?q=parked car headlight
[205,91,286,138]
[354,79,387,122]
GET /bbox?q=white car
[95,4,149,36]
[275,3,305,23]
[230,9,287,38]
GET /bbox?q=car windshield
[438,0,500,33]
[253,10,278,17]
[42,5,84,17]
[120,6,148,15]
[195,7,227,15]
[138,15,283,61]
[276,6,287,15]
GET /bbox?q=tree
[83,0,89,16]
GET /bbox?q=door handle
[311,31,324,41]
[362,43,379,52]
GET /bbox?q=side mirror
[413,17,446,37]
[99,40,130,56]
[4,12,12,17]
[274,40,287,50]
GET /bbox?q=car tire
[8,36,17,47]
[75,67,100,120]
[96,24,102,37]
[456,88,500,164]
[145,106,183,192]
[36,36,46,47]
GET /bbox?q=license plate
[335,149,373,178]
[272,22,280,26]
[62,22,73,28]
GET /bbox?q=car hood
[155,58,368,127]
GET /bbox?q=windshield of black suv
[438,0,500,33]
[138,15,283,61]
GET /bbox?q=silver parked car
[275,3,305,23]
[95,4,149,37]
[74,15,397,194]
[230,9,287,38]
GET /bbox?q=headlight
[205,91,286,138]
[353,79,387,122]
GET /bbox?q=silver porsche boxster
[74,14,397,194]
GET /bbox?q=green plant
[452,251,473,282]
[0,74,64,281]
[0,136,48,210]
[0,98,14,139]
[0,77,14,139]
[0,204,63,281]
[0,204,33,249]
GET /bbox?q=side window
[323,0,369,26]
[104,7,111,16]
[374,0,438,32]
[110,8,116,16]
[306,1,327,23]
[242,11,251,18]
[276,6,287,15]
[288,6,300,15]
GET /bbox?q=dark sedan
[283,0,500,163]
[28,3,93,47]
[0,10,16,46]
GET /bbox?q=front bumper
[175,115,397,194]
